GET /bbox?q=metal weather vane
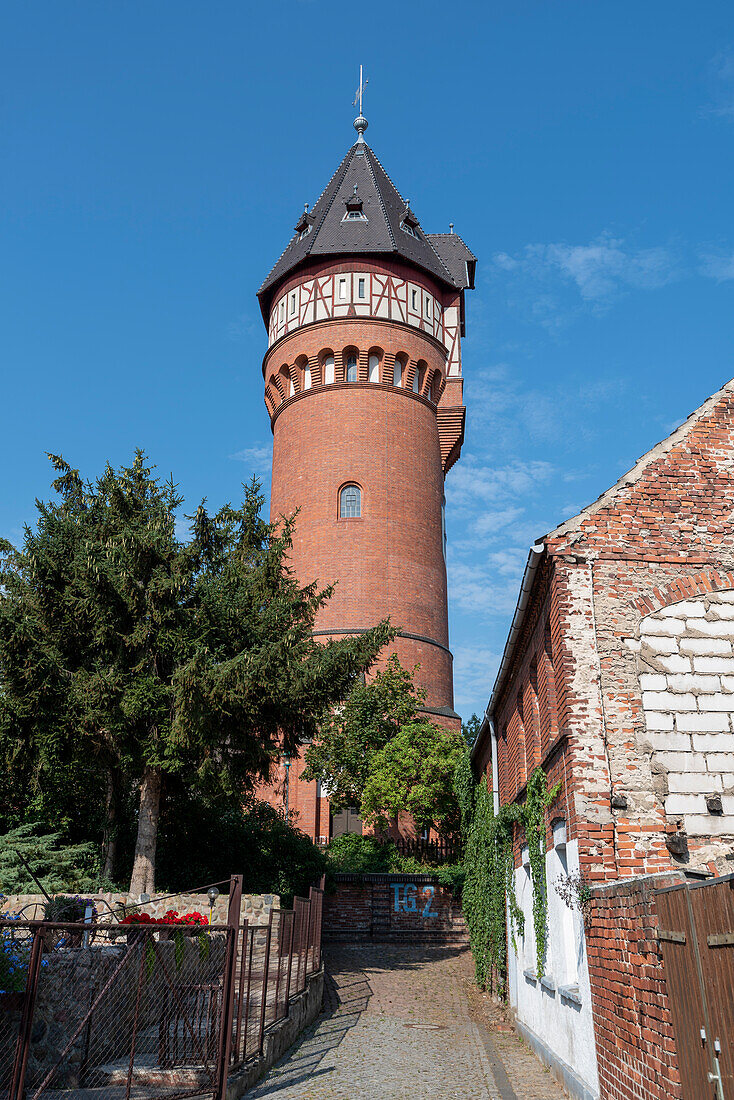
[353,65,368,115]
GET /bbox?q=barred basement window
[346,354,358,382]
[339,484,361,518]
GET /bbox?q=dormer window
[294,204,314,241]
[343,185,367,222]
[400,204,420,239]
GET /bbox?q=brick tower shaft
[256,126,476,839]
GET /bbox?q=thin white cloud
[703,48,734,119]
[452,644,501,712]
[229,443,273,466]
[448,559,526,616]
[699,252,734,281]
[227,312,260,341]
[493,233,679,320]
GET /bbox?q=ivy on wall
[456,752,561,991]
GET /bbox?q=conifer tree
[0,453,391,894]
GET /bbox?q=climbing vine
[456,752,562,992]
[522,768,562,976]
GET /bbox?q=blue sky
[2,2,733,721]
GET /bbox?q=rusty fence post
[9,926,44,1100]
[283,910,295,1018]
[257,909,274,1056]
[215,874,243,1100]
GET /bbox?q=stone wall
[0,891,278,925]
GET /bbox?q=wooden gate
[656,874,734,1099]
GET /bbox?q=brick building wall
[323,874,465,941]
[472,379,734,1098]
[586,873,684,1100]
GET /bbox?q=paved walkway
[247,943,567,1099]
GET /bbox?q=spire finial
[353,64,369,142]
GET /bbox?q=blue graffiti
[392,883,437,918]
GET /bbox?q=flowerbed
[119,909,208,926]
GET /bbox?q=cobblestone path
[247,943,567,1099]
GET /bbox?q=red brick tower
[256,110,476,840]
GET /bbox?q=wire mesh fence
[0,879,324,1100]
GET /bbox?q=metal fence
[0,876,324,1100]
[388,838,459,864]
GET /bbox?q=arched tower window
[323,354,335,385]
[368,354,380,383]
[339,484,361,518]
[393,357,404,387]
[412,370,421,394]
[346,354,358,383]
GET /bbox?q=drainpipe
[489,716,500,814]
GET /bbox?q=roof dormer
[343,185,367,222]
[400,203,420,239]
[294,204,315,240]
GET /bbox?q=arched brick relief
[393,353,408,388]
[636,589,734,839]
[319,349,335,385]
[295,354,309,391]
[264,384,277,415]
[274,364,291,401]
[307,353,321,387]
[367,346,383,384]
[632,570,734,619]
[287,361,300,394]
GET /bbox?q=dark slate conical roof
[257,140,475,318]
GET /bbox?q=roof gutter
[471,541,545,764]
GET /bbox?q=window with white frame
[346,354,358,382]
[425,297,431,319]
[339,484,361,518]
[393,359,403,386]
[412,370,420,394]
[338,278,347,301]
[323,355,335,385]
[304,367,312,390]
[411,289,417,310]
[290,293,296,315]
[358,277,366,299]
[368,354,380,383]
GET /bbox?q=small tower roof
[257,139,475,320]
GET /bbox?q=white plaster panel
[638,591,734,840]
[508,841,599,1097]
[684,815,734,836]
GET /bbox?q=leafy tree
[302,654,422,812]
[0,825,99,895]
[462,713,480,747]
[0,453,391,895]
[360,720,464,838]
[155,792,326,907]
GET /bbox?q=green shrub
[326,834,393,874]
[325,834,464,894]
